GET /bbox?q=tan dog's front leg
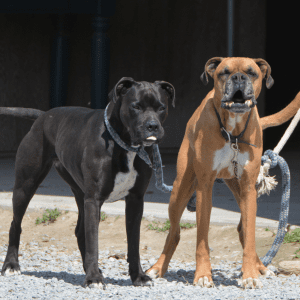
[193,170,215,288]
[225,178,275,288]
[146,139,196,279]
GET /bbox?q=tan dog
[146,57,300,288]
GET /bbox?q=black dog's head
[200,57,274,113]
[109,77,175,147]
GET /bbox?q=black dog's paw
[132,274,153,286]
[1,261,21,276]
[84,269,105,289]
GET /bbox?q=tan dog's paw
[146,268,161,279]
[193,276,215,288]
[238,277,263,289]
[4,268,21,276]
[260,268,276,277]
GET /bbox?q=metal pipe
[228,0,234,57]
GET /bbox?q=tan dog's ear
[200,57,224,85]
[155,81,176,107]
[109,77,136,103]
[253,59,274,89]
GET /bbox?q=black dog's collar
[214,106,257,147]
[104,102,153,167]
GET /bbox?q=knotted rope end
[256,163,278,197]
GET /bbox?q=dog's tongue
[146,136,157,141]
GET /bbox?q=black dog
[0,77,175,288]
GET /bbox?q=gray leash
[260,150,290,266]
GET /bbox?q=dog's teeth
[146,136,157,141]
[228,101,234,107]
[245,100,252,107]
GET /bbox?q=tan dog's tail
[260,92,300,130]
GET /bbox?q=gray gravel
[0,242,299,299]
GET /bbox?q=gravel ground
[0,242,299,300]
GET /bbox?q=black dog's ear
[253,58,274,89]
[110,77,136,103]
[200,57,224,85]
[154,81,176,107]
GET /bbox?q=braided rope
[260,151,290,266]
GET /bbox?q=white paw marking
[238,277,263,289]
[193,276,215,288]
[146,269,160,279]
[4,268,21,276]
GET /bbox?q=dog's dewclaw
[260,268,276,277]
[193,276,215,288]
[87,282,105,289]
[146,268,160,279]
[239,277,263,289]
[4,268,21,276]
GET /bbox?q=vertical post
[228,0,234,57]
[50,14,70,108]
[91,16,110,109]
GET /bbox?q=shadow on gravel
[22,270,85,286]
[22,269,240,288]
[22,271,137,288]
[164,269,240,288]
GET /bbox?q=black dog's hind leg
[54,162,86,264]
[1,136,53,275]
[125,192,152,286]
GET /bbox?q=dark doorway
[265,2,300,152]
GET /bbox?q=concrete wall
[0,14,53,156]
[0,0,267,156]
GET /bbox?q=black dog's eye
[159,106,166,112]
[132,104,141,110]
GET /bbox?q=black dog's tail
[0,107,45,121]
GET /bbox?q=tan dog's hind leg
[224,178,275,289]
[146,138,196,279]
[192,162,215,288]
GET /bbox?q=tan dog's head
[200,57,274,113]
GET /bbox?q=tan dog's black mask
[200,57,274,113]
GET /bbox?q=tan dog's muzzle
[221,72,257,113]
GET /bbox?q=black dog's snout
[231,72,247,83]
[146,121,159,132]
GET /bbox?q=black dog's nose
[231,72,247,83]
[146,121,159,132]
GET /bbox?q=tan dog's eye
[246,70,258,78]
[218,69,230,77]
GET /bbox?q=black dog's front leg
[83,199,104,288]
[125,193,152,286]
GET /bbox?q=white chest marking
[228,114,243,133]
[106,152,138,203]
[212,143,250,176]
